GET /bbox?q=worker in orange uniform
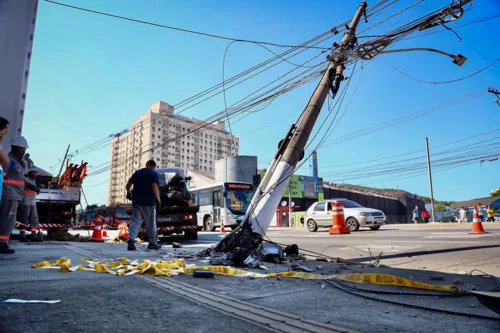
[0,136,33,253]
[18,167,41,242]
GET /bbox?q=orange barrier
[329,202,350,235]
[89,220,104,242]
[102,224,108,238]
[469,206,488,234]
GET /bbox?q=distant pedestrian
[412,206,419,224]
[125,160,162,251]
[486,205,495,222]
[459,206,467,223]
[422,208,430,223]
[476,203,484,221]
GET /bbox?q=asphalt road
[193,223,500,276]
[2,224,500,333]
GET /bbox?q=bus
[190,182,254,232]
[76,204,132,229]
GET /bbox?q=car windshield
[337,200,362,208]
[226,188,254,213]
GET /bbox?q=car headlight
[360,212,369,216]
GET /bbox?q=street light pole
[425,137,436,223]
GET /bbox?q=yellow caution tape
[31,258,462,292]
[335,273,461,292]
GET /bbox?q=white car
[305,199,386,232]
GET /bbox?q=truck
[131,168,199,241]
[33,161,86,234]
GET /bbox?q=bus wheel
[205,217,216,232]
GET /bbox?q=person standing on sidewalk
[476,203,484,221]
[459,206,467,223]
[412,206,419,224]
[486,205,495,222]
[422,208,431,223]
[125,160,162,251]
[18,167,41,242]
[0,136,30,254]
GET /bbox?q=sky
[23,0,500,206]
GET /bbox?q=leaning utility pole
[425,137,436,223]
[488,87,500,107]
[215,1,368,252]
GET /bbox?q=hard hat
[28,167,38,173]
[11,136,29,148]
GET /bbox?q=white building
[108,101,239,204]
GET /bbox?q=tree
[491,188,500,197]
[86,204,99,210]
[434,204,447,213]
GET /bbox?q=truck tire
[204,216,216,232]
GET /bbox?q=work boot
[36,231,44,242]
[127,239,136,251]
[0,245,15,254]
[147,243,162,250]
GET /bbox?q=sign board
[259,171,324,200]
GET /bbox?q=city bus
[76,204,132,229]
[190,182,254,232]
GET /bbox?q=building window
[182,155,184,159]
[152,134,155,138]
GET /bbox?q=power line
[44,0,330,50]
[385,58,500,85]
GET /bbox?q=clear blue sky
[24,0,500,206]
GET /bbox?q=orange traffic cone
[329,202,351,235]
[102,224,108,238]
[118,222,129,239]
[469,206,488,234]
[220,217,225,233]
[89,220,104,242]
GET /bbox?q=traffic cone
[89,220,104,242]
[329,202,350,235]
[118,222,129,239]
[220,217,225,233]
[469,207,488,234]
[102,224,108,238]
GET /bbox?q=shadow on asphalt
[347,244,500,263]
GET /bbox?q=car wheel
[346,217,360,231]
[369,226,381,231]
[204,216,216,232]
[307,219,318,232]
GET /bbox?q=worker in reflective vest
[18,167,41,242]
[0,136,31,254]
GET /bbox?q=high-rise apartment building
[108,101,239,204]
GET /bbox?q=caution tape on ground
[31,258,463,292]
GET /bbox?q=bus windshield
[225,188,254,214]
[116,206,131,220]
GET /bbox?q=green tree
[491,188,500,197]
[434,204,447,213]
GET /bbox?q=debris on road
[257,242,283,263]
[3,299,61,304]
[193,270,214,278]
[172,242,183,248]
